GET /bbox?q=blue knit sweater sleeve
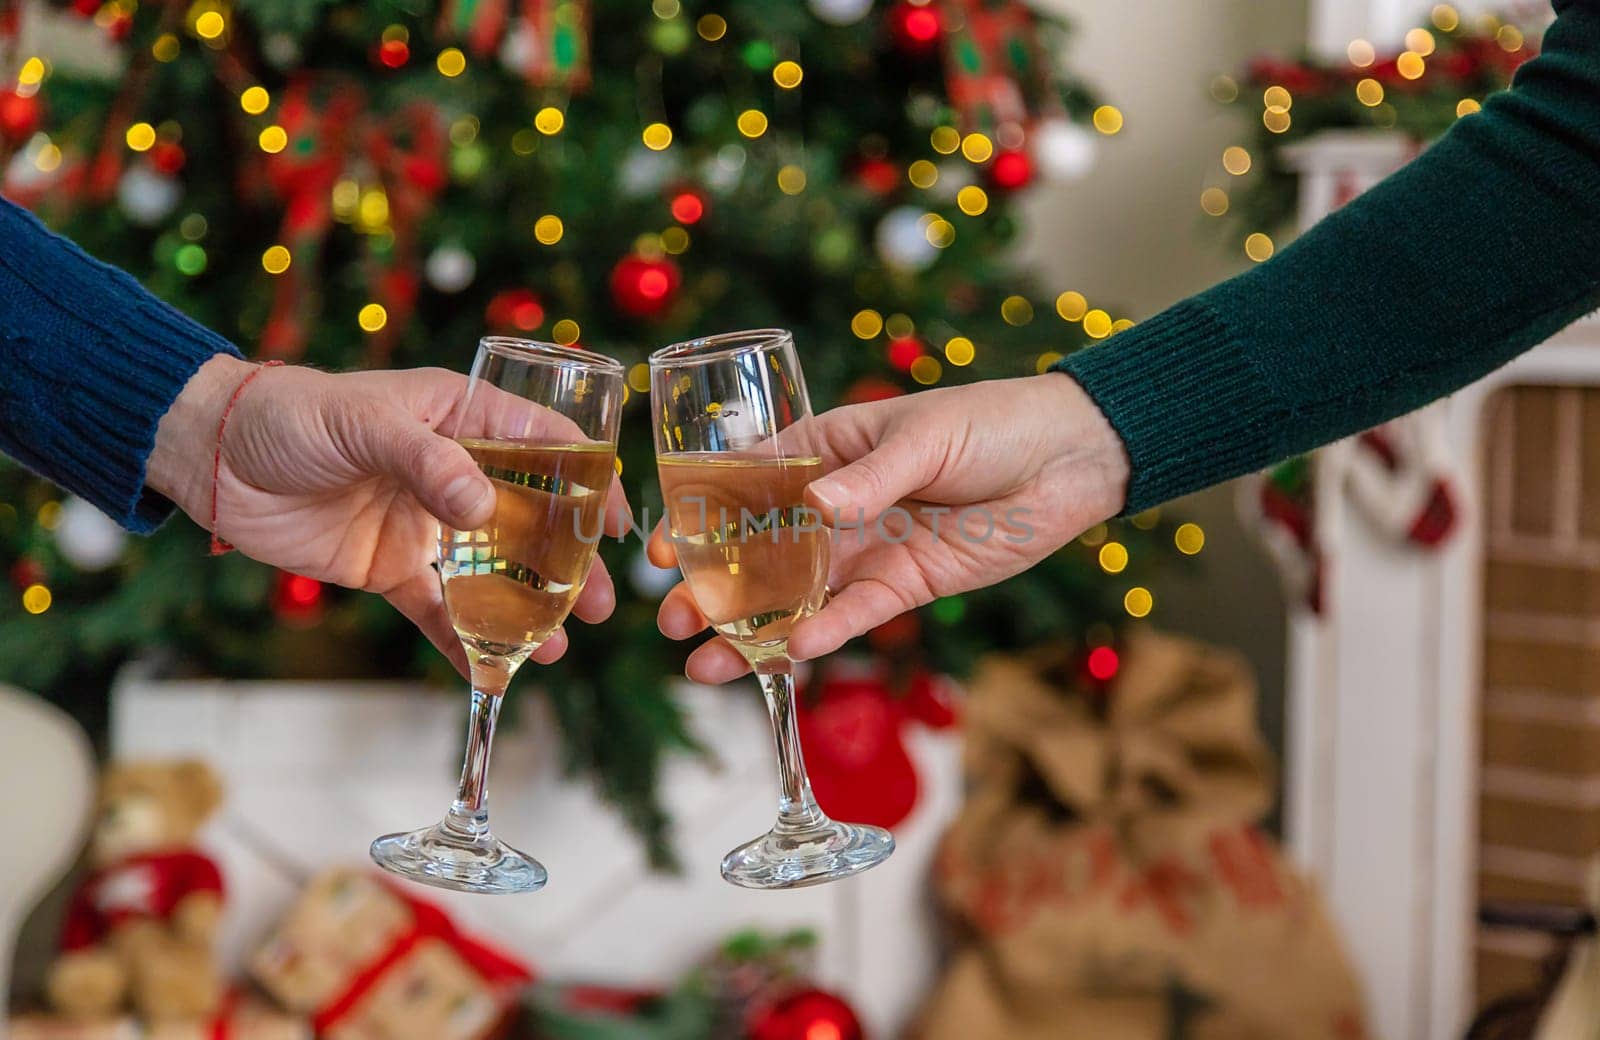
[0,198,241,533]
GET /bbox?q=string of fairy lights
[1198,2,1523,263]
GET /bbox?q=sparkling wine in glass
[651,329,895,889]
[371,338,622,894]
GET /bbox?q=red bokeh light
[990,149,1033,191]
[638,269,670,299]
[669,191,704,224]
[378,40,410,68]
[886,336,924,372]
[1087,645,1120,681]
[902,7,940,43]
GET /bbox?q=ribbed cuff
[0,201,241,533]
[1052,299,1287,514]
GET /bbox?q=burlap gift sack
[916,630,1369,1039]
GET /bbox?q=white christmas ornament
[928,161,974,202]
[425,245,476,293]
[629,549,680,598]
[55,497,127,571]
[1032,118,1098,182]
[875,206,938,272]
[117,165,181,227]
[500,20,535,74]
[619,147,675,198]
[809,0,874,26]
[262,33,301,69]
[700,144,747,194]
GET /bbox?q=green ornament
[812,224,857,272]
[742,39,775,70]
[174,243,207,276]
[451,142,486,180]
[652,18,691,55]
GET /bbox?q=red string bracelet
[209,360,285,556]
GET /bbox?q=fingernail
[445,474,491,519]
[808,477,844,514]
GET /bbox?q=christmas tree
[0,0,1186,862]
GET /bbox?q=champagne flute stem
[757,668,826,832]
[444,686,502,842]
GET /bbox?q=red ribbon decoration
[310,875,534,1034]
[258,76,447,363]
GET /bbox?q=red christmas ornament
[886,1,941,55]
[799,676,917,829]
[886,335,924,372]
[747,988,864,1040]
[487,288,545,332]
[151,141,186,175]
[377,39,410,68]
[10,557,45,590]
[669,190,705,225]
[0,89,42,141]
[609,253,681,319]
[852,156,900,196]
[1087,644,1120,682]
[105,10,132,39]
[842,377,905,405]
[989,148,1033,191]
[273,571,324,625]
[70,0,98,17]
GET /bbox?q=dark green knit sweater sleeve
[1056,1,1600,514]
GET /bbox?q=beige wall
[1023,0,1311,770]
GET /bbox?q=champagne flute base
[370,823,548,895]
[720,819,894,890]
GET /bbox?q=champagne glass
[371,338,623,894]
[650,329,895,889]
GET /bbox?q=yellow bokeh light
[34,143,61,173]
[450,115,479,146]
[924,216,955,247]
[1111,318,1136,334]
[1263,85,1292,110]
[1201,187,1229,216]
[1347,38,1376,67]
[357,303,388,333]
[1397,51,1425,79]
[697,14,726,40]
[1035,351,1063,374]
[909,356,942,386]
[511,129,538,155]
[1175,523,1206,555]
[1245,232,1275,262]
[1124,586,1153,618]
[1210,75,1239,103]
[534,215,564,245]
[21,583,51,615]
[258,125,288,153]
[1099,542,1129,574]
[1001,295,1033,326]
[1083,309,1113,339]
[1222,145,1251,175]
[1405,28,1436,55]
[907,159,938,189]
[635,232,665,258]
[18,57,46,86]
[1264,107,1291,133]
[1432,4,1460,31]
[1056,291,1087,322]
[652,0,680,18]
[642,122,673,150]
[851,309,883,339]
[36,500,61,529]
[930,126,960,155]
[358,188,388,229]
[944,336,975,366]
[1456,97,1482,117]
[1080,524,1108,547]
[194,10,225,39]
[153,33,180,61]
[436,47,467,77]
[535,106,565,134]
[960,132,993,163]
[884,313,914,339]
[773,60,803,89]
[956,184,988,216]
[125,122,156,152]
[1092,105,1123,135]
[661,226,690,254]
[737,109,768,138]
[628,363,651,393]
[1497,24,1524,51]
[777,164,807,194]
[553,319,581,345]
[1356,78,1385,106]
[261,245,291,274]
[240,85,270,115]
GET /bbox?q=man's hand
[147,356,630,674]
[649,373,1130,683]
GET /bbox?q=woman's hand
[147,355,630,674]
[649,373,1129,683]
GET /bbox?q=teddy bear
[45,759,226,1025]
